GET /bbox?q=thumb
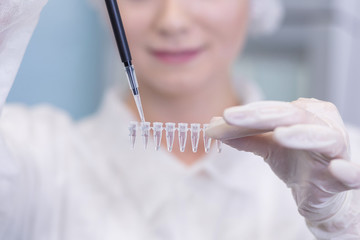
[223,134,273,159]
[206,117,271,141]
[206,117,272,158]
[329,160,360,190]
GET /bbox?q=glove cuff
[306,190,360,239]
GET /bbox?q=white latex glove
[207,98,360,239]
[0,0,48,110]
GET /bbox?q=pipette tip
[133,94,145,122]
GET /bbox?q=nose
[154,0,190,38]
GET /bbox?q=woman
[0,0,359,239]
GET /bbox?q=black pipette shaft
[105,0,145,121]
[105,0,132,66]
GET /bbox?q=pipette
[105,0,145,122]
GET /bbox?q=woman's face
[118,0,249,97]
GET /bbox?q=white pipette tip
[133,94,145,122]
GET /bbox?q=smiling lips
[150,48,204,64]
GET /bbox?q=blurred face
[118,0,249,97]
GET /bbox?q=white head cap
[88,0,284,36]
[249,0,284,36]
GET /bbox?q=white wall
[7,0,105,120]
[238,0,360,126]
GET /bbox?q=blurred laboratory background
[7,0,360,126]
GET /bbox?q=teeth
[128,121,221,153]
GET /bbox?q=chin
[145,75,207,97]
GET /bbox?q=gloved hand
[0,0,48,109]
[207,98,360,239]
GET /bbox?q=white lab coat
[1,87,360,240]
[0,87,320,240]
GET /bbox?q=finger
[329,160,360,190]
[273,124,348,159]
[206,117,270,141]
[206,118,274,158]
[292,98,349,145]
[292,98,345,130]
[224,101,325,131]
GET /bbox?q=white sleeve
[0,1,48,238]
[306,125,360,239]
[0,104,75,239]
[0,0,48,110]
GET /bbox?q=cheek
[118,4,154,55]
[197,1,249,60]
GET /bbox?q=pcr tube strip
[128,121,222,153]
